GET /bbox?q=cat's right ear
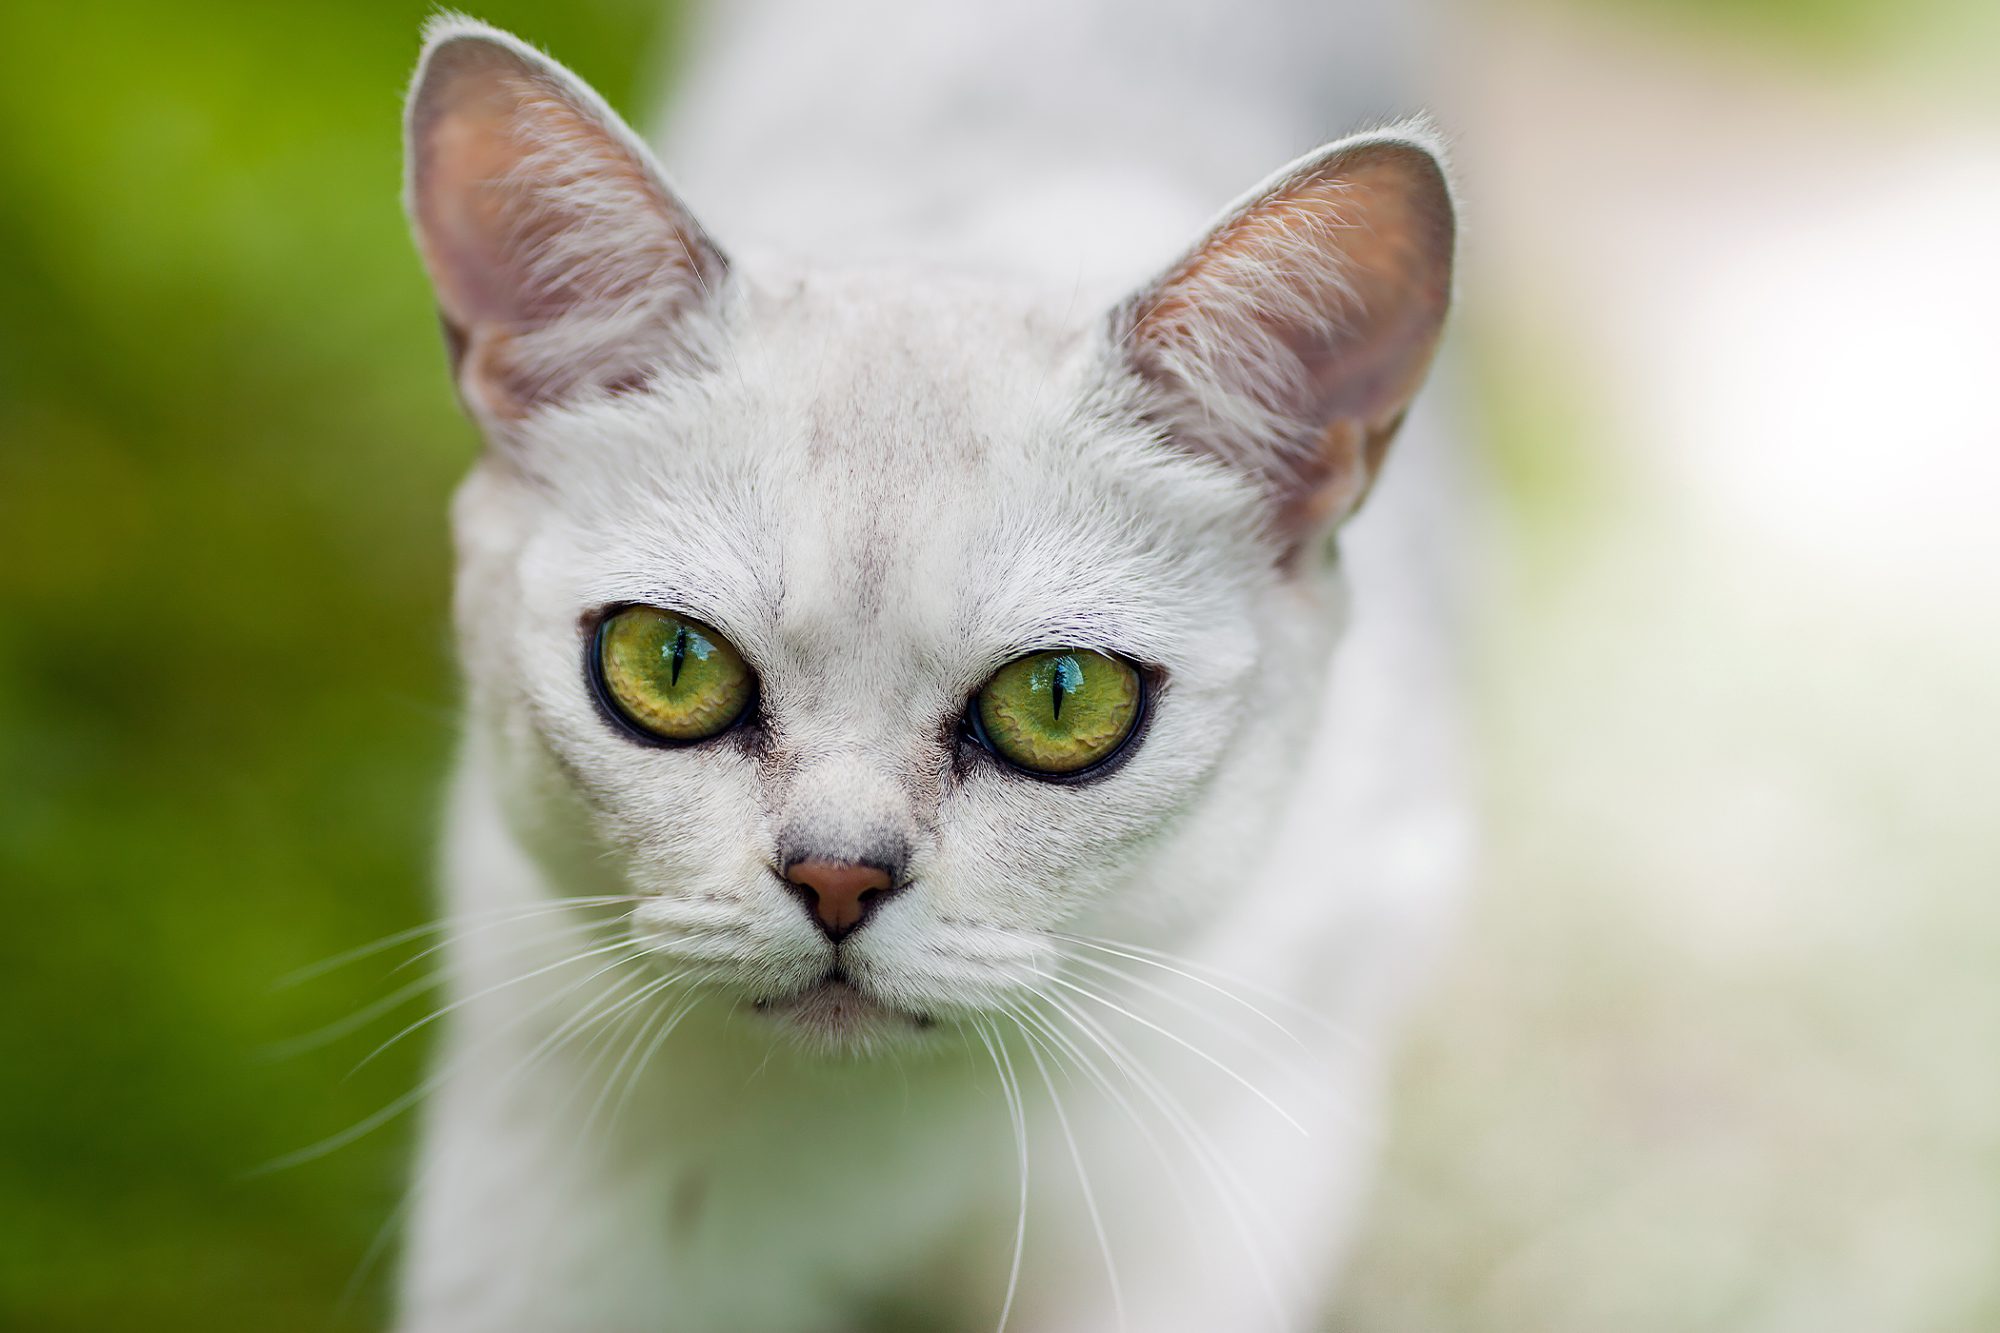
[403,18,729,423]
[1105,127,1455,558]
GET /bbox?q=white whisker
[253,941,651,1175]
[1045,992,1293,1331]
[349,935,644,1077]
[1055,950,1318,1088]
[971,1018,1029,1333]
[1052,936,1318,1057]
[273,916,620,1060]
[604,992,704,1141]
[1041,971,1307,1135]
[1008,1003,1126,1331]
[253,1071,438,1176]
[574,973,691,1143]
[386,909,618,979]
[274,895,636,989]
[266,972,444,1060]
[1004,994,1202,1239]
[501,963,693,1097]
[335,1173,417,1320]
[1052,932,1367,1054]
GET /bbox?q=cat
[395,2,1465,1329]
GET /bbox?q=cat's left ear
[1109,127,1455,552]
[403,18,729,423]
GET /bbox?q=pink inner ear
[421,97,556,327]
[406,34,727,418]
[1122,137,1454,537]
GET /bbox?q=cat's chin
[752,971,937,1055]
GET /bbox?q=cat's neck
[653,0,1431,281]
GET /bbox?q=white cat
[396,3,1466,1329]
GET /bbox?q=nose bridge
[775,744,916,872]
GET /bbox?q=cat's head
[404,20,1454,1051]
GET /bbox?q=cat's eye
[969,649,1144,777]
[592,606,755,743]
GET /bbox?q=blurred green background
[2,0,1994,1329]
[0,3,679,1328]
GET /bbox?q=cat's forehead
[519,270,1262,685]
[757,268,1087,432]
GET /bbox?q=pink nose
[782,859,897,939]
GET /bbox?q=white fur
[397,4,1467,1330]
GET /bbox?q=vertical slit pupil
[1050,654,1071,721]
[669,625,688,686]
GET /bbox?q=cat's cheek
[931,767,1181,932]
[489,674,755,900]
[476,720,633,900]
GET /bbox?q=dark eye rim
[585,603,759,748]
[962,650,1153,784]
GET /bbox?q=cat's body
[396,3,1466,1330]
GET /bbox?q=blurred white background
[1335,3,2000,1328]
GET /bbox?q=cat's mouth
[752,965,936,1044]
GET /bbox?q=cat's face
[408,21,1453,1050]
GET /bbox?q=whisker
[485,970,686,1273]
[1051,932,1367,1053]
[499,964,688,1096]
[274,895,636,989]
[1055,951,1318,1086]
[1048,995,1250,1202]
[574,973,691,1143]
[971,1018,1029,1333]
[1043,991,1293,1330]
[1008,1004,1125,1331]
[534,980,710,1284]
[333,1175,416,1325]
[348,935,644,1077]
[1040,971,1307,1136]
[272,915,624,1061]
[266,972,444,1060]
[1052,936,1319,1058]
[386,910,618,979]
[252,1070,438,1176]
[1009,993,1214,1256]
[254,944,659,1177]
[604,991,705,1142]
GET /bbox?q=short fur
[396,5,1467,1330]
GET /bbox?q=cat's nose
[780,858,901,941]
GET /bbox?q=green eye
[593,606,755,743]
[972,649,1144,776]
